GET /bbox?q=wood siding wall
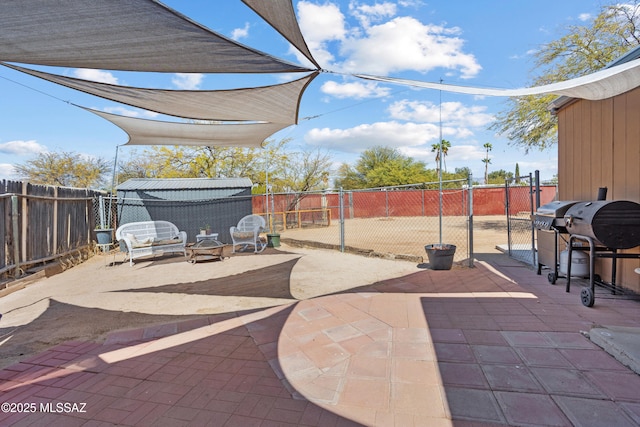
[556,87,640,293]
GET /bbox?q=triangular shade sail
[242,0,320,69]
[356,58,640,101]
[5,64,318,124]
[84,108,290,148]
[0,0,311,73]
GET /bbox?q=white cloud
[172,73,204,90]
[0,163,17,179]
[320,80,391,99]
[298,2,480,78]
[298,1,347,67]
[73,69,118,84]
[578,13,592,22]
[305,121,439,153]
[339,16,481,77]
[388,100,494,128]
[350,1,397,27]
[0,140,48,155]
[232,22,250,40]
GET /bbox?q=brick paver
[1,253,640,426]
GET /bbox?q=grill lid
[533,201,579,231]
[536,200,579,217]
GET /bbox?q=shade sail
[0,0,312,73]
[356,58,640,101]
[84,108,290,148]
[242,0,320,69]
[4,64,318,124]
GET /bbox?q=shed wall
[116,187,252,243]
[556,86,640,293]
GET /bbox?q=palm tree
[431,139,451,174]
[483,142,492,184]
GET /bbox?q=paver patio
[1,248,640,426]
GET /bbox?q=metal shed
[116,178,253,243]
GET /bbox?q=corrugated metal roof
[116,178,253,191]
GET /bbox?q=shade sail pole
[438,82,443,246]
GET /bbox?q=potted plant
[94,224,114,245]
[425,243,456,270]
[200,224,212,235]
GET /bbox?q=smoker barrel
[564,200,640,249]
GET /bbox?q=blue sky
[0,0,608,184]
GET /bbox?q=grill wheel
[581,288,595,307]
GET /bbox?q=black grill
[562,199,640,307]
[532,200,579,233]
[564,200,640,249]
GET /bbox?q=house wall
[556,86,640,293]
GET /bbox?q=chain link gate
[505,173,536,266]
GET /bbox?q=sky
[0,0,613,185]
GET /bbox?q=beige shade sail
[356,58,640,101]
[242,0,320,69]
[4,64,318,124]
[84,108,290,148]
[0,0,312,73]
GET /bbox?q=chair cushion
[152,237,182,246]
[233,231,255,239]
[125,233,153,248]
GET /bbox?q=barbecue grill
[564,200,640,307]
[564,200,640,249]
[532,200,580,284]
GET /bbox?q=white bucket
[559,249,590,277]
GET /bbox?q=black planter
[425,244,456,270]
[95,228,113,245]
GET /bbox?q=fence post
[339,187,345,252]
[534,170,541,210]
[505,178,512,256]
[385,189,389,217]
[529,173,536,267]
[11,195,20,278]
[468,174,474,267]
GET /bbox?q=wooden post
[52,186,58,255]
[21,184,27,263]
[11,195,20,277]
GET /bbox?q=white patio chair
[229,214,267,253]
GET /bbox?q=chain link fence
[264,179,473,265]
[504,175,560,267]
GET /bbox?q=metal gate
[505,173,536,266]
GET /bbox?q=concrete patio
[1,246,640,426]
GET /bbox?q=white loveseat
[116,220,187,266]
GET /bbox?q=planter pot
[267,233,281,248]
[424,244,456,270]
[95,228,113,245]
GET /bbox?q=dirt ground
[281,214,508,259]
[0,216,508,370]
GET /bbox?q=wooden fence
[1,180,105,281]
